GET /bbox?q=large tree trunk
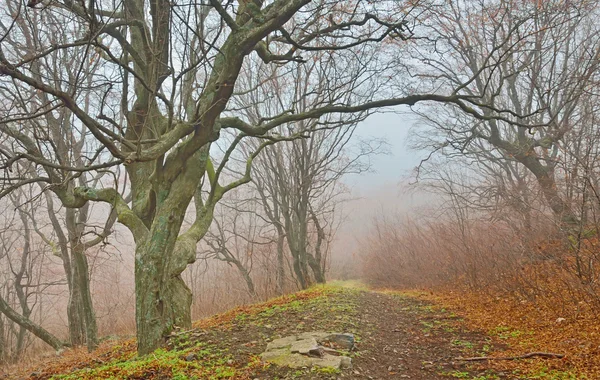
[67,284,85,346]
[536,171,578,227]
[65,205,98,351]
[290,248,309,289]
[135,259,192,355]
[45,196,89,346]
[297,244,312,287]
[133,157,207,355]
[488,129,579,228]
[134,209,194,355]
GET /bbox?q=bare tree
[0,191,68,359]
[200,195,269,298]
[410,0,600,227]
[226,49,385,289]
[250,129,377,288]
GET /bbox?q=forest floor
[2,282,582,380]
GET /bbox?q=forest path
[349,288,502,379]
[12,284,510,379]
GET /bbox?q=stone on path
[260,331,353,369]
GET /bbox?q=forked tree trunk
[133,176,204,355]
[46,198,93,347]
[291,251,308,289]
[519,155,579,227]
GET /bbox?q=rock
[308,347,325,358]
[318,333,355,350]
[311,355,345,369]
[260,331,353,370]
[297,331,330,340]
[266,335,298,351]
[290,338,319,355]
[340,356,353,369]
[184,353,196,361]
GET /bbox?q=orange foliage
[423,289,600,378]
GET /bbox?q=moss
[50,344,236,380]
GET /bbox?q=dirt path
[249,287,503,379]
[350,291,501,379]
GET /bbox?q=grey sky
[331,110,433,263]
[346,111,422,191]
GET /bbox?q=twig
[456,352,565,361]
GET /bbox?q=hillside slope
[3,283,576,379]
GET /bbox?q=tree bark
[306,253,325,284]
[45,195,87,346]
[71,241,98,350]
[309,209,326,284]
[290,247,309,289]
[518,155,579,227]
[135,261,192,355]
[0,315,5,363]
[276,226,285,295]
[134,215,194,355]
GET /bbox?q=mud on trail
[5,284,570,379]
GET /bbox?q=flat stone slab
[290,337,319,355]
[260,331,353,369]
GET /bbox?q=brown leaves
[423,287,599,378]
